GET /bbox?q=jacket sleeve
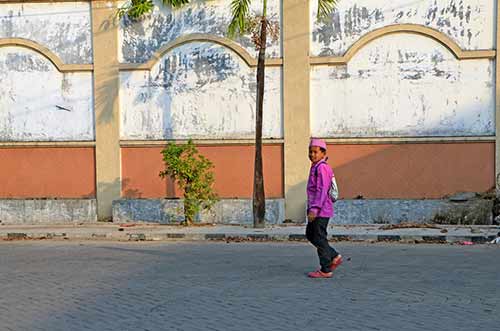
[308,164,330,216]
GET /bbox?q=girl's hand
[307,211,316,222]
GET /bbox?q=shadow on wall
[120,144,284,199]
[95,73,119,125]
[286,180,308,221]
[87,178,119,199]
[121,177,146,198]
[98,177,179,200]
[327,142,494,200]
[130,67,174,140]
[94,13,120,126]
[121,175,177,199]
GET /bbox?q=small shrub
[159,139,218,225]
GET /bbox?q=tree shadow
[285,180,308,223]
[121,173,177,199]
[93,11,121,126]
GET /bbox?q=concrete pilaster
[283,0,311,221]
[91,1,121,220]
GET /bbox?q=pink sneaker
[307,270,333,278]
[330,255,343,271]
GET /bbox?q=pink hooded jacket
[307,158,334,218]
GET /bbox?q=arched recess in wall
[119,36,283,140]
[0,38,93,72]
[309,27,495,138]
[0,40,94,141]
[119,33,282,70]
[310,24,496,65]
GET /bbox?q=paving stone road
[0,241,499,331]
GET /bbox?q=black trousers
[306,217,339,273]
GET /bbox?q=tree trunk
[184,183,193,226]
[253,16,267,229]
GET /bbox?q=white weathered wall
[120,42,282,140]
[310,0,495,56]
[0,2,92,64]
[310,33,494,137]
[119,0,281,63]
[0,0,495,142]
[0,47,94,141]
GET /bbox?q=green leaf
[118,0,155,20]
[317,0,338,21]
[228,0,252,37]
[161,0,191,8]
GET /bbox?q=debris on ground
[489,232,500,244]
[189,223,218,227]
[432,197,493,225]
[448,192,477,202]
[379,222,441,230]
[459,241,474,245]
[119,224,137,228]
[490,237,500,244]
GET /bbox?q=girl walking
[306,138,342,278]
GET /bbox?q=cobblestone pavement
[0,242,499,331]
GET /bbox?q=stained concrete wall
[112,198,492,225]
[3,0,491,142]
[119,0,281,63]
[310,0,495,138]
[120,42,282,140]
[310,0,495,56]
[0,0,498,223]
[0,199,97,224]
[113,198,285,224]
[311,34,494,137]
[0,2,94,142]
[0,46,94,141]
[0,2,93,64]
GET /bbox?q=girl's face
[309,146,326,163]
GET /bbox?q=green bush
[159,139,218,225]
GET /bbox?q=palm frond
[317,0,338,20]
[228,0,252,37]
[118,0,154,20]
[118,0,191,21]
[161,0,191,8]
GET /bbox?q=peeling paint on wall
[310,33,494,137]
[0,2,92,64]
[120,42,282,140]
[0,47,94,141]
[311,0,495,56]
[119,0,281,63]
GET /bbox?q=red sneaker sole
[330,257,343,271]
